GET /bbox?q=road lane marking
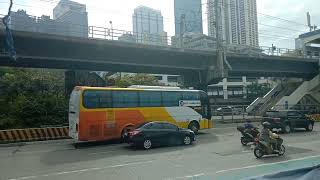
[172,173,205,179]
[8,160,153,180]
[88,150,118,155]
[10,148,74,155]
[215,154,320,174]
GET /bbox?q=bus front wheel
[188,121,199,134]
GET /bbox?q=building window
[167,76,178,82]
[154,76,163,80]
[314,51,319,57]
[307,51,312,56]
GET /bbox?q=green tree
[247,82,271,98]
[0,68,67,129]
[110,73,162,87]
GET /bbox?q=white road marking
[8,161,153,180]
[173,173,205,179]
[10,148,74,155]
[216,154,320,174]
[88,150,118,155]
[241,150,251,153]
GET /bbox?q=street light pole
[109,21,113,40]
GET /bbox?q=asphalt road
[1,123,320,180]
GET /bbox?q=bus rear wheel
[188,121,199,134]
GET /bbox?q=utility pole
[109,21,113,40]
[179,14,186,48]
[215,0,222,50]
[215,0,225,77]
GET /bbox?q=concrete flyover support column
[182,71,208,92]
[242,76,247,99]
[65,70,76,97]
[223,78,228,100]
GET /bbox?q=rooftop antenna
[307,12,317,32]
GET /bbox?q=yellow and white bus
[69,86,212,142]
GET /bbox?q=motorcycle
[237,126,259,146]
[253,137,285,158]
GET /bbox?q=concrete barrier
[0,127,70,143]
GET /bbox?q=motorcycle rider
[260,122,282,152]
[244,119,254,130]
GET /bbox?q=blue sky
[0,0,319,49]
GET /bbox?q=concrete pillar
[65,70,76,97]
[197,83,208,92]
[242,76,247,99]
[223,78,228,100]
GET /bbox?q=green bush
[0,68,67,130]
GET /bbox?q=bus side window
[139,91,162,107]
[99,91,112,108]
[112,91,139,108]
[182,92,199,100]
[83,91,99,108]
[162,91,181,107]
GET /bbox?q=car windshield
[135,122,150,129]
[1,0,320,180]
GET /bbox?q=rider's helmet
[262,122,271,129]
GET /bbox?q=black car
[262,110,314,133]
[127,121,195,149]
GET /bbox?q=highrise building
[132,6,167,45]
[207,0,259,47]
[10,10,37,32]
[174,0,203,35]
[53,0,88,38]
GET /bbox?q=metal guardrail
[212,104,320,123]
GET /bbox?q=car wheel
[282,124,291,134]
[183,136,192,145]
[306,123,314,132]
[254,147,264,159]
[188,122,199,134]
[142,139,152,150]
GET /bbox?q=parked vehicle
[262,110,314,133]
[237,126,260,146]
[127,121,195,150]
[253,136,285,158]
[216,106,241,116]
